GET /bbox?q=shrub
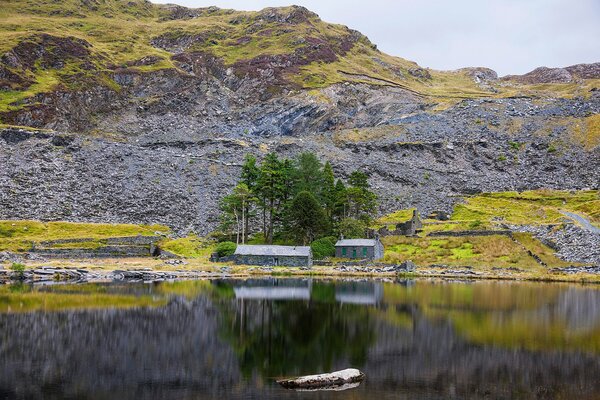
[468,220,483,229]
[10,262,25,279]
[508,141,523,151]
[311,237,336,259]
[215,241,237,257]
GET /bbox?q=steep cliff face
[0,0,598,232]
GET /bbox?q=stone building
[394,209,423,236]
[378,209,423,237]
[335,238,384,260]
[233,245,312,267]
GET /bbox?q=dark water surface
[1,278,600,399]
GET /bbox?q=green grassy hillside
[0,220,169,251]
[1,0,597,116]
[379,189,599,269]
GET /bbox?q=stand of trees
[219,152,378,245]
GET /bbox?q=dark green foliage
[288,191,326,244]
[218,151,378,246]
[293,152,323,196]
[468,220,483,229]
[311,237,336,259]
[321,162,336,221]
[219,183,254,244]
[257,153,287,244]
[337,218,367,239]
[241,155,260,193]
[508,141,524,151]
[346,171,378,224]
[215,241,237,257]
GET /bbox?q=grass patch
[0,220,169,252]
[382,235,541,269]
[158,235,215,259]
[451,189,599,226]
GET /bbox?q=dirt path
[560,211,600,234]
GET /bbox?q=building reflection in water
[0,279,599,399]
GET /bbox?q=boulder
[277,368,364,389]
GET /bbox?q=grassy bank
[0,220,169,252]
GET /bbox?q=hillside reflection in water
[1,278,599,399]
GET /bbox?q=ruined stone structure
[29,236,163,258]
[378,210,423,237]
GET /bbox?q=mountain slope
[0,0,598,234]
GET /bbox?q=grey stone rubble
[551,266,600,274]
[0,266,230,284]
[334,260,416,274]
[506,223,600,265]
[1,90,598,235]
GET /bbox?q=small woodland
[218,152,378,254]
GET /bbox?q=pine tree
[293,152,324,197]
[322,161,336,226]
[346,171,377,224]
[257,153,284,244]
[288,191,326,245]
[240,155,259,242]
[333,179,348,220]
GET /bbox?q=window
[352,248,356,258]
[342,247,346,256]
[363,247,368,257]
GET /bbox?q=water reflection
[0,278,599,399]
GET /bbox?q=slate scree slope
[0,1,598,234]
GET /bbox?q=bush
[311,237,336,259]
[215,241,237,257]
[468,220,483,229]
[10,262,25,279]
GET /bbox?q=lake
[1,278,600,399]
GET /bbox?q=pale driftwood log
[277,368,365,389]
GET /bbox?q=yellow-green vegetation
[376,208,416,226]
[376,189,598,270]
[382,235,548,269]
[0,220,169,252]
[158,234,215,259]
[452,189,599,226]
[0,283,166,313]
[511,232,570,267]
[331,125,407,144]
[1,0,597,116]
[572,113,600,150]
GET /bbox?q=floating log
[277,368,364,390]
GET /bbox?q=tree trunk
[233,209,240,244]
[268,199,274,244]
[241,201,246,244]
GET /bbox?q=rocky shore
[1,260,599,286]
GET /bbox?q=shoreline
[2,257,600,285]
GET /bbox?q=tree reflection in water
[1,279,600,399]
[214,280,376,378]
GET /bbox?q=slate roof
[335,239,378,247]
[234,245,311,257]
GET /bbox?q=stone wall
[233,254,311,267]
[29,236,163,258]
